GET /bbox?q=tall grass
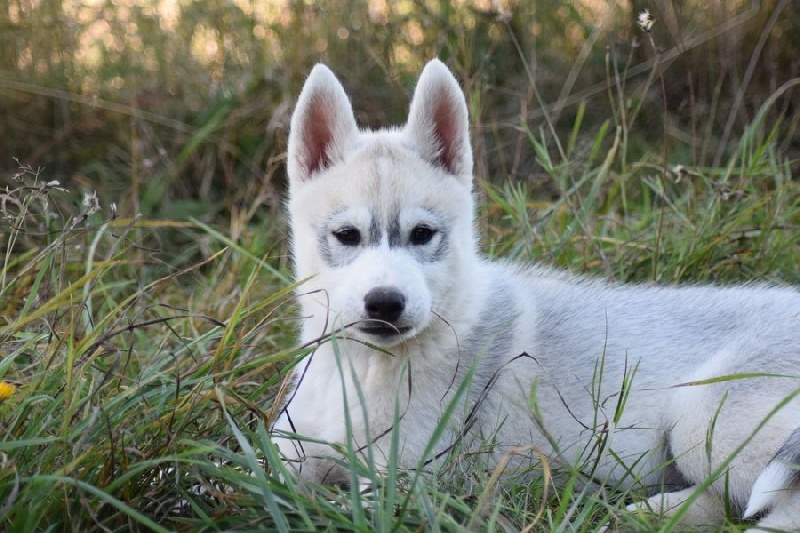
[0,1,798,531]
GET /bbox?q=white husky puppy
[273,59,800,530]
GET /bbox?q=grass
[1,4,799,531]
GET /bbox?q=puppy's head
[287,60,475,346]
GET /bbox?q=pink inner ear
[431,95,461,174]
[300,96,334,176]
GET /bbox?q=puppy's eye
[409,224,436,245]
[333,227,361,246]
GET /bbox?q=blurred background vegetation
[0,0,797,227]
[0,3,797,528]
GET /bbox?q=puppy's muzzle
[360,286,411,336]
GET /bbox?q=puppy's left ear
[406,59,473,178]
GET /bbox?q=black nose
[364,287,406,323]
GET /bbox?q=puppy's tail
[743,427,800,518]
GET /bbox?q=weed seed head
[672,165,689,183]
[83,191,101,215]
[637,9,656,32]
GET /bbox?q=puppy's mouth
[356,323,413,337]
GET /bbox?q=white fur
[273,59,800,529]
[745,462,793,518]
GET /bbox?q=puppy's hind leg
[744,491,800,533]
[743,427,800,531]
[627,486,726,528]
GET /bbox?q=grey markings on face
[387,217,402,248]
[403,221,449,264]
[317,207,365,268]
[318,207,450,268]
[318,229,355,268]
[388,209,449,263]
[368,216,382,246]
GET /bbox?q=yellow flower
[0,381,16,399]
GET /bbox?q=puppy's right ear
[288,64,358,183]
